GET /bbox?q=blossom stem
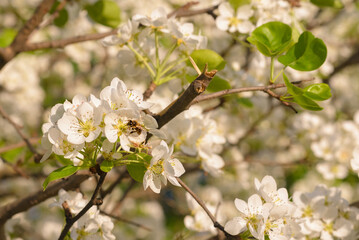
[58,167,107,240]
[127,43,156,78]
[175,177,235,238]
[155,30,160,69]
[159,57,187,78]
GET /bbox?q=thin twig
[23,29,118,51]
[39,0,68,29]
[237,106,276,144]
[0,172,91,224]
[175,177,235,238]
[10,0,56,50]
[100,167,127,198]
[263,89,297,113]
[0,137,41,154]
[58,167,107,240]
[167,1,199,18]
[171,4,219,19]
[100,210,152,232]
[0,156,29,178]
[0,0,56,69]
[112,179,136,215]
[191,79,313,106]
[143,81,157,100]
[0,106,41,161]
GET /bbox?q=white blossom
[143,140,185,193]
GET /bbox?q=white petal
[120,135,131,151]
[105,125,118,143]
[169,158,185,177]
[216,17,230,31]
[167,176,181,187]
[218,2,234,17]
[224,217,247,235]
[248,194,263,214]
[237,21,255,34]
[236,5,254,19]
[143,170,151,190]
[234,198,249,215]
[143,114,158,128]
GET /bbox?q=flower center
[114,120,127,136]
[229,17,242,27]
[151,160,164,175]
[61,140,75,154]
[303,206,313,217]
[79,119,96,137]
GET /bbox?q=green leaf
[206,76,231,92]
[303,83,331,101]
[126,153,151,183]
[43,165,80,190]
[278,31,327,71]
[54,9,69,27]
[86,0,121,28]
[293,95,323,111]
[188,49,226,71]
[310,0,343,8]
[100,160,114,172]
[283,73,303,96]
[229,0,251,10]
[0,29,17,47]
[237,97,253,108]
[247,21,292,57]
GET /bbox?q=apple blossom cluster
[51,189,115,240]
[215,0,319,34]
[221,176,359,240]
[105,7,206,49]
[292,111,359,181]
[40,77,184,193]
[41,77,155,163]
[292,185,359,240]
[164,106,226,177]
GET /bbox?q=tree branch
[58,167,107,240]
[176,177,236,239]
[190,79,312,106]
[0,171,91,224]
[100,210,152,232]
[154,65,217,128]
[0,137,40,154]
[23,29,118,52]
[0,106,41,161]
[0,0,56,69]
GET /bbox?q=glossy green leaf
[278,31,327,71]
[86,0,121,28]
[283,73,303,96]
[126,153,151,183]
[247,21,292,57]
[229,0,251,10]
[293,95,323,111]
[43,165,80,190]
[0,29,17,47]
[310,0,343,8]
[54,9,69,27]
[188,49,226,71]
[206,76,231,92]
[100,160,114,172]
[303,83,331,101]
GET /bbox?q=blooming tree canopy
[0,0,359,240]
